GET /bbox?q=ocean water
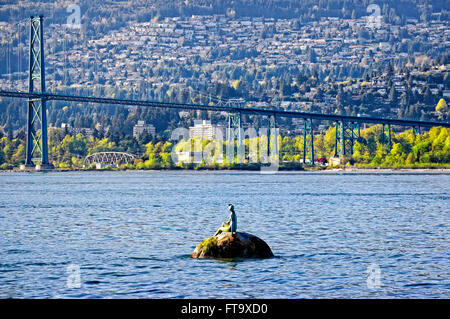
[0,170,449,298]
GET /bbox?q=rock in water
[191,232,274,259]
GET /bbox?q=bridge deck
[1,90,449,128]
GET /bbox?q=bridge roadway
[1,90,449,128]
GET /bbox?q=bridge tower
[23,16,52,169]
[303,118,314,165]
[335,120,360,156]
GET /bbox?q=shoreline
[1,167,450,174]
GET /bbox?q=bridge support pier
[226,112,243,163]
[303,118,314,165]
[334,120,360,157]
[269,114,278,159]
[226,113,241,142]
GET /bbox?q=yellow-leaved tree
[436,98,448,120]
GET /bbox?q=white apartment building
[189,120,223,140]
[133,121,156,138]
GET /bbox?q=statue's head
[228,204,235,212]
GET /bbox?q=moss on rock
[200,237,218,255]
[192,232,273,259]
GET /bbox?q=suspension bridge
[0,16,449,169]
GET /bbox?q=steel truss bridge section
[84,152,136,166]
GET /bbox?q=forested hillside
[0,0,448,168]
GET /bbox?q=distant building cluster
[0,9,448,124]
[133,120,156,138]
[61,123,94,137]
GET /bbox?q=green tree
[385,143,406,166]
[12,144,25,164]
[0,147,5,165]
[3,143,13,164]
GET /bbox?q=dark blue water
[0,171,449,298]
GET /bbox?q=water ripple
[0,171,449,298]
